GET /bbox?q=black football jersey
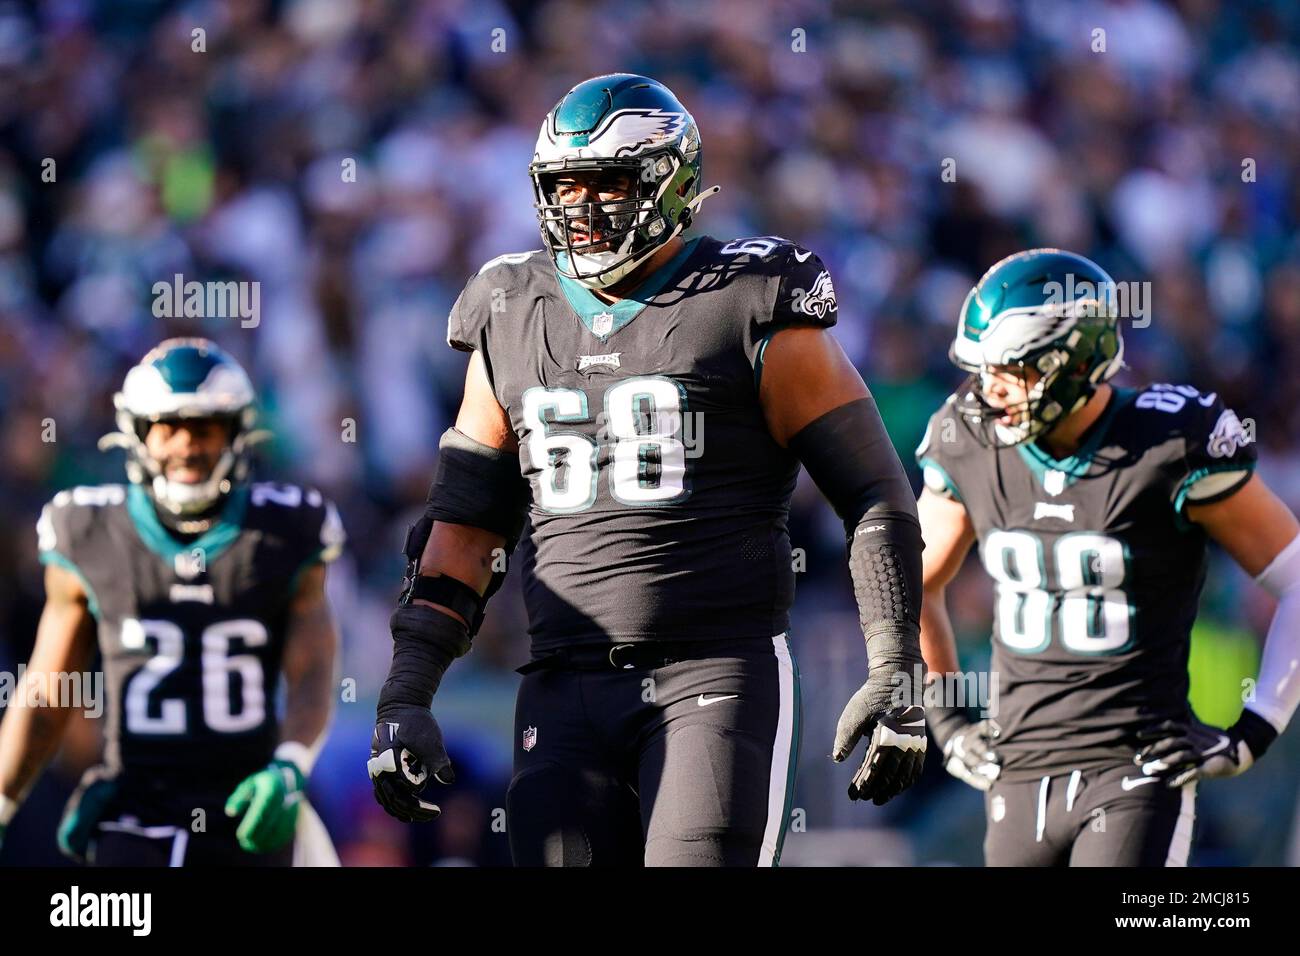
[447,235,839,651]
[917,384,1257,779]
[37,482,344,786]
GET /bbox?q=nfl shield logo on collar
[522,726,538,751]
[592,311,614,337]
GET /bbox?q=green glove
[58,770,119,863]
[225,758,305,854]
[0,820,7,855]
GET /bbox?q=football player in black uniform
[918,249,1300,866]
[0,339,345,866]
[367,74,927,866]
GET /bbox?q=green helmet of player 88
[529,73,719,289]
[99,337,268,518]
[949,249,1125,448]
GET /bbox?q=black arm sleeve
[423,428,530,545]
[789,396,925,695]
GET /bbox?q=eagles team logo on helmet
[99,338,269,518]
[949,249,1125,447]
[529,73,720,290]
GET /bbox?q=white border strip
[758,633,795,867]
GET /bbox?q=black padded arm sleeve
[423,428,530,545]
[789,397,925,698]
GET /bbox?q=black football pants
[506,635,800,867]
[983,762,1197,866]
[88,775,292,867]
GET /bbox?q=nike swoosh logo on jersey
[697,694,739,707]
[1120,776,1161,790]
[1203,735,1231,757]
[793,249,812,262]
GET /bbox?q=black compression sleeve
[787,396,918,536]
[790,397,925,699]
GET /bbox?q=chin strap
[682,184,721,224]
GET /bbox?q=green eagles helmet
[529,73,719,289]
[949,248,1125,447]
[99,338,268,519]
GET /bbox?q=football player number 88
[523,377,688,512]
[123,617,267,735]
[982,530,1132,655]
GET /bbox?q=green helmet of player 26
[99,337,269,519]
[529,73,720,290]
[949,248,1125,448]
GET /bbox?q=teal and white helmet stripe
[101,338,267,516]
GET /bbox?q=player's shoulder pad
[447,250,546,353]
[1129,383,1258,509]
[246,481,346,563]
[718,235,838,331]
[37,484,128,564]
[915,395,975,503]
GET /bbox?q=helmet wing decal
[588,108,686,157]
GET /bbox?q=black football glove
[369,603,471,823]
[833,674,927,806]
[937,717,1001,791]
[368,705,454,822]
[1135,709,1277,788]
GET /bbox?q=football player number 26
[123,617,267,735]
[523,378,688,511]
[982,531,1132,655]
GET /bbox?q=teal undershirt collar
[1017,387,1134,491]
[556,237,702,341]
[126,483,248,568]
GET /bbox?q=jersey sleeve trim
[753,331,776,389]
[1172,461,1257,525]
[38,550,101,619]
[918,457,964,503]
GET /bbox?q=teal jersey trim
[753,332,776,391]
[126,484,249,567]
[917,456,964,503]
[1172,462,1256,531]
[556,237,701,341]
[38,550,101,619]
[1016,387,1134,492]
[287,548,327,596]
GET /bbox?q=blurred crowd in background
[2,0,1299,866]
